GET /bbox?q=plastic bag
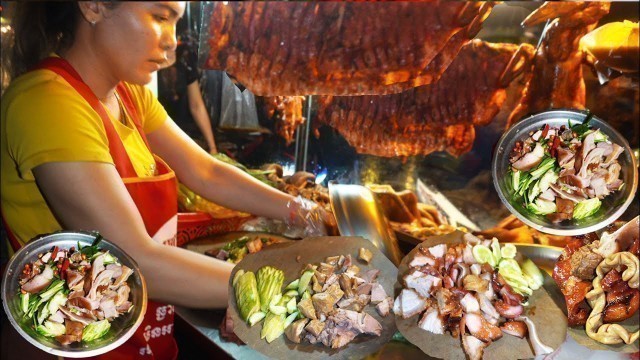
[219,72,260,130]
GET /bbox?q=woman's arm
[147,119,296,222]
[186,80,217,153]
[33,161,233,308]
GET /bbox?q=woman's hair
[9,2,81,79]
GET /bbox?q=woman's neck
[59,33,119,101]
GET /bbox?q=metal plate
[1,231,147,358]
[492,109,638,236]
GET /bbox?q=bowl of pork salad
[1,231,147,358]
[493,109,638,236]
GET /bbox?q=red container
[176,212,251,247]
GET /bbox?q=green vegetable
[526,199,557,215]
[223,236,251,251]
[36,303,50,325]
[573,198,601,219]
[498,258,522,275]
[269,304,287,315]
[511,170,521,193]
[39,278,65,302]
[570,112,593,138]
[261,312,286,343]
[510,283,534,296]
[286,297,297,314]
[521,259,544,290]
[82,319,111,342]
[284,279,299,291]
[592,130,609,143]
[232,269,246,288]
[20,293,29,314]
[528,169,558,203]
[284,312,299,329]
[529,157,556,181]
[47,291,67,315]
[26,278,65,319]
[91,251,117,265]
[269,293,283,308]
[78,233,104,258]
[211,153,276,187]
[472,245,496,267]
[227,246,249,263]
[36,321,66,337]
[284,289,298,298]
[248,311,266,327]
[234,271,261,322]
[256,266,284,313]
[490,239,502,265]
[297,270,314,295]
[301,290,311,300]
[500,244,517,259]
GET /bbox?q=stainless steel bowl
[493,109,638,236]
[1,231,147,358]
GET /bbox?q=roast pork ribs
[204,1,493,96]
[262,96,306,145]
[316,40,534,158]
[507,1,610,126]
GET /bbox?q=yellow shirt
[1,67,168,248]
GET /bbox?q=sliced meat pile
[553,217,639,327]
[316,40,534,157]
[19,245,134,345]
[394,234,550,360]
[285,253,391,348]
[204,2,492,96]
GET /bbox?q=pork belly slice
[21,266,54,294]
[286,318,309,344]
[398,289,428,318]
[409,253,435,267]
[427,244,447,259]
[462,335,488,360]
[460,293,480,314]
[404,270,441,298]
[370,283,388,304]
[418,307,444,334]
[375,297,394,317]
[493,300,523,319]
[500,320,528,338]
[463,313,502,342]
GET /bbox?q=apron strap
[32,57,138,178]
[116,83,152,151]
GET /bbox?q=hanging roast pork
[202,1,493,96]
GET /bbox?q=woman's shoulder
[3,69,83,107]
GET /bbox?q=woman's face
[95,2,186,85]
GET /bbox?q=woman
[1,2,329,359]
[158,41,217,153]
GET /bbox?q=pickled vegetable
[256,266,284,313]
[234,271,261,322]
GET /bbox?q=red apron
[3,57,179,360]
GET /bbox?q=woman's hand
[285,196,338,237]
